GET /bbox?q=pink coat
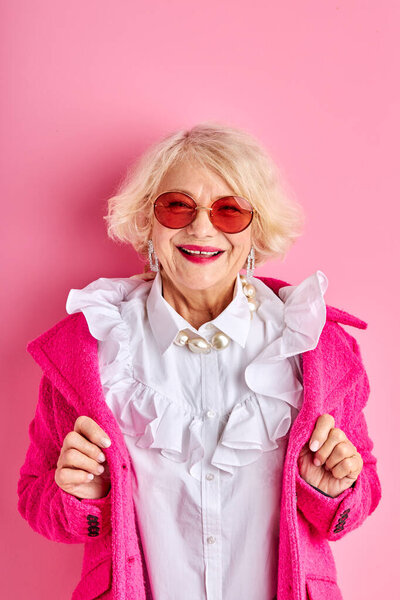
[17,275,382,600]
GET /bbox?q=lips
[177,245,225,263]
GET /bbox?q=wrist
[308,479,356,498]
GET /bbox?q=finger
[308,413,335,452]
[325,440,357,470]
[55,467,95,489]
[62,431,107,463]
[313,428,348,466]
[59,447,105,476]
[74,415,111,448]
[329,454,361,480]
[101,461,111,480]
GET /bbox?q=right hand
[55,416,112,500]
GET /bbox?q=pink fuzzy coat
[17,275,382,600]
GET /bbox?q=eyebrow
[168,188,195,196]
[165,188,235,199]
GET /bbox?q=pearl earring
[148,240,159,272]
[246,246,255,279]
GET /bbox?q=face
[150,159,252,296]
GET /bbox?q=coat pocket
[71,555,112,600]
[306,576,343,600]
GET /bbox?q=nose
[185,206,217,237]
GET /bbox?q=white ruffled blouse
[66,269,328,600]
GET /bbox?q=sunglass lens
[212,196,253,233]
[154,193,196,229]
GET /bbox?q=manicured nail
[87,473,94,480]
[101,438,111,448]
[310,440,320,452]
[98,453,106,462]
[313,457,321,466]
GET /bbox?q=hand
[55,416,112,500]
[298,413,363,498]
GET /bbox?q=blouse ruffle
[66,270,328,480]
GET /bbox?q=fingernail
[97,465,104,474]
[313,457,321,466]
[101,438,111,448]
[87,473,94,480]
[310,440,320,452]
[98,453,106,462]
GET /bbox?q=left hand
[298,414,363,498]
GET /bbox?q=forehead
[157,160,235,196]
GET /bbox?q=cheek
[227,232,251,260]
[151,224,174,255]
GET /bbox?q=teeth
[180,248,220,256]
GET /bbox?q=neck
[160,271,237,330]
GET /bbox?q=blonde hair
[104,121,305,266]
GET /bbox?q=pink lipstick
[177,245,225,264]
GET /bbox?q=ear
[136,209,152,232]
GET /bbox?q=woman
[18,123,381,600]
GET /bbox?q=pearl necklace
[173,275,258,354]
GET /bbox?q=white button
[207,536,216,544]
[206,473,214,481]
[206,410,216,418]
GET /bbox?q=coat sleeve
[295,332,382,541]
[17,374,112,544]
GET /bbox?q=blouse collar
[146,272,253,355]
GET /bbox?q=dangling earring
[147,240,159,272]
[246,246,255,279]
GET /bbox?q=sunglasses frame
[153,190,254,233]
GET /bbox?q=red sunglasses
[153,191,254,234]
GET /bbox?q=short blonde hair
[104,121,305,266]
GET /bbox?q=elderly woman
[18,123,381,600]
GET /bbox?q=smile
[177,245,225,263]
[181,248,220,256]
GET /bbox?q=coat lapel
[258,275,367,429]
[26,312,131,464]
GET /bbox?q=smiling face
[150,159,252,298]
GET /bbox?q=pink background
[2,1,397,598]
